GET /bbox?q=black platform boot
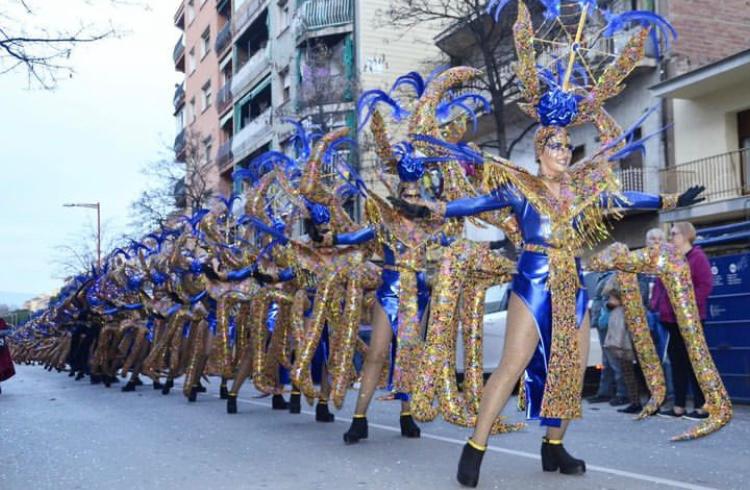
[152,381,163,390]
[195,381,207,393]
[315,401,335,422]
[272,394,288,410]
[68,370,76,377]
[187,386,198,402]
[162,378,173,395]
[75,371,85,381]
[457,440,486,488]
[400,412,421,438]
[219,383,229,400]
[541,437,586,475]
[227,393,238,414]
[121,381,136,392]
[343,416,368,444]
[133,377,143,386]
[289,391,302,414]
[90,374,101,385]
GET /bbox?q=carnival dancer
[389,1,705,485]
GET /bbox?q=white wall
[672,80,750,163]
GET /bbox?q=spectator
[586,271,628,406]
[602,277,644,414]
[653,222,713,420]
[0,317,16,394]
[641,228,674,400]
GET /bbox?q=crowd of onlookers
[587,223,713,420]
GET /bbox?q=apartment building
[173,0,227,197]
[173,0,445,204]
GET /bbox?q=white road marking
[223,393,717,490]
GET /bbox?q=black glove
[252,269,275,285]
[677,185,706,207]
[387,196,431,219]
[488,239,508,250]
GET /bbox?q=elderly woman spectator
[652,222,713,420]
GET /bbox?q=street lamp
[63,202,101,270]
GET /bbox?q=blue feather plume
[247,216,289,245]
[389,71,426,98]
[436,93,491,134]
[411,134,484,165]
[602,10,677,58]
[357,89,409,130]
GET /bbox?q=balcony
[660,149,749,202]
[173,82,185,111]
[659,148,750,224]
[233,0,269,38]
[232,109,272,161]
[217,139,234,169]
[173,36,185,72]
[615,167,645,193]
[217,83,233,114]
[296,0,353,39]
[174,129,187,160]
[174,2,185,28]
[215,21,233,56]
[231,47,270,97]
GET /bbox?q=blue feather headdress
[357,89,410,130]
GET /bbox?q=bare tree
[129,129,214,234]
[0,0,148,89]
[384,0,542,158]
[50,218,123,278]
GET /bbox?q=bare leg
[471,293,541,446]
[353,303,393,416]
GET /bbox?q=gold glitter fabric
[588,243,732,440]
[588,253,667,418]
[660,193,679,210]
[411,240,523,433]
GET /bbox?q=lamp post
[63,202,101,269]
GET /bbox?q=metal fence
[296,0,352,35]
[215,22,233,55]
[217,139,234,169]
[217,83,232,113]
[173,36,185,63]
[659,148,750,202]
[173,83,185,110]
[615,167,644,192]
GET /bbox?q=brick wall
[665,0,750,76]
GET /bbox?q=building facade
[173,0,445,204]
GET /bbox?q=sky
[0,1,182,307]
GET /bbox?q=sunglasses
[546,142,574,152]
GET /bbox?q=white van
[456,283,602,374]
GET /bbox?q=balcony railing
[232,109,272,160]
[215,21,233,55]
[615,167,645,193]
[217,83,233,113]
[173,83,185,110]
[231,46,270,96]
[234,0,268,37]
[659,149,750,203]
[174,129,187,158]
[296,0,353,36]
[217,139,234,169]
[297,73,354,107]
[173,36,185,63]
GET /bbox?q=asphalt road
[1,365,748,490]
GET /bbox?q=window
[281,70,291,103]
[188,48,196,74]
[187,0,195,24]
[189,97,196,123]
[175,108,185,131]
[278,1,291,32]
[200,27,210,60]
[203,137,213,164]
[202,81,212,112]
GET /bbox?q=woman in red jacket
[651,222,713,420]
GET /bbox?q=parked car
[456,283,602,374]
